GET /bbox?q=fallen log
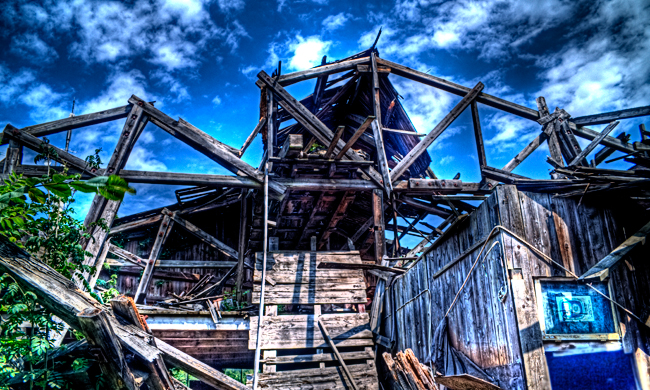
[0,234,247,390]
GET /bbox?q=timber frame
[2,38,650,390]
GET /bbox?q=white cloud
[212,95,222,105]
[217,0,245,13]
[10,33,59,64]
[124,146,167,171]
[322,13,350,31]
[81,70,149,114]
[240,65,257,78]
[151,69,190,103]
[438,156,455,165]
[287,35,332,71]
[484,113,538,153]
[0,66,68,123]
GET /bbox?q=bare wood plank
[134,214,174,304]
[570,123,635,154]
[109,244,146,267]
[1,105,131,144]
[398,196,452,219]
[377,57,539,120]
[236,194,247,301]
[110,214,164,235]
[567,121,620,166]
[471,101,487,169]
[262,350,374,364]
[390,82,484,182]
[572,106,650,126]
[501,132,549,173]
[161,209,238,259]
[271,57,369,86]
[373,189,386,264]
[371,120,393,197]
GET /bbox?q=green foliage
[220,288,249,311]
[0,151,136,389]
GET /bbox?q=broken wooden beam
[579,220,650,280]
[398,196,453,219]
[317,318,360,390]
[335,116,375,160]
[77,308,138,390]
[324,125,346,159]
[570,123,635,154]
[134,214,174,304]
[568,121,620,166]
[390,82,484,182]
[239,117,266,158]
[0,235,247,390]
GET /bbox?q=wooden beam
[236,194,248,301]
[324,125,346,159]
[128,96,286,195]
[257,71,384,185]
[318,191,356,249]
[109,214,164,235]
[568,121,620,166]
[471,101,487,169]
[2,125,100,175]
[267,90,276,160]
[134,214,174,304]
[594,132,631,166]
[390,82,484,182]
[239,117,266,158]
[501,132,549,173]
[572,105,650,126]
[0,105,131,145]
[570,123,635,154]
[580,220,650,280]
[0,236,248,390]
[372,189,386,264]
[109,244,146,267]
[317,318,360,390]
[335,116,375,160]
[161,209,238,259]
[77,308,138,390]
[398,196,452,218]
[270,57,369,87]
[376,57,539,121]
[371,120,393,197]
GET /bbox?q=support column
[372,189,385,264]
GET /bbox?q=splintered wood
[382,350,437,390]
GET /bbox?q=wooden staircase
[249,251,379,389]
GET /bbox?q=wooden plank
[134,214,174,304]
[371,120,393,197]
[236,194,248,301]
[249,313,373,350]
[579,219,650,280]
[377,57,539,120]
[567,121,619,166]
[335,116,375,160]
[262,350,374,364]
[572,105,650,126]
[435,374,502,390]
[398,196,452,218]
[161,209,238,259]
[501,132,548,173]
[77,308,138,390]
[256,362,378,390]
[569,123,635,154]
[128,95,286,195]
[1,105,131,144]
[390,82,484,182]
[317,262,406,274]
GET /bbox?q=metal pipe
[252,163,269,390]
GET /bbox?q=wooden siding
[382,185,650,390]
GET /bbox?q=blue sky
[1,0,649,220]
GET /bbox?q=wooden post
[471,101,487,169]
[77,308,138,390]
[134,214,174,304]
[252,163,269,390]
[391,200,400,257]
[236,193,248,301]
[2,139,21,174]
[239,117,267,158]
[267,90,275,161]
[324,125,346,159]
[335,116,375,160]
[372,189,385,264]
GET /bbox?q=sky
[1,0,649,222]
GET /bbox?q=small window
[535,279,619,341]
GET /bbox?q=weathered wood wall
[104,203,249,302]
[382,184,650,390]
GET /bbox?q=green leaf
[27,187,46,203]
[43,182,72,198]
[0,187,28,203]
[69,181,98,194]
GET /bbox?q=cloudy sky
[1,0,649,219]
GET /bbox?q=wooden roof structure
[1,38,650,389]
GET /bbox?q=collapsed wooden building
[2,41,650,390]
